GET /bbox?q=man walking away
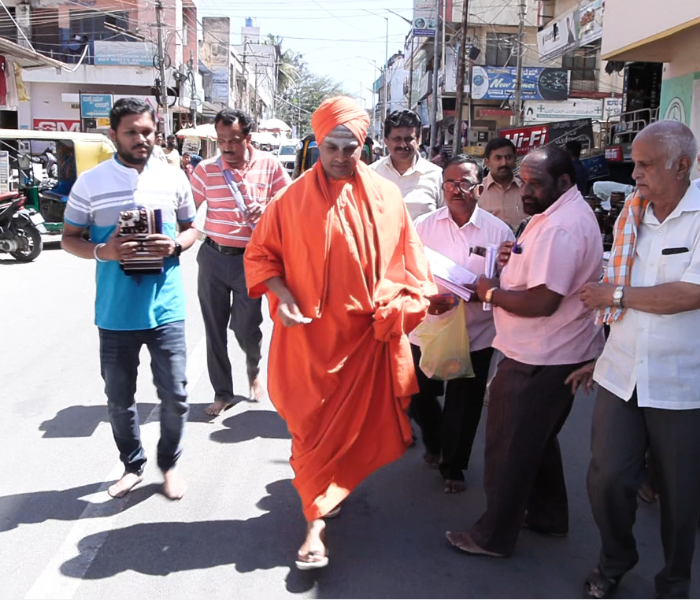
[372,109,443,221]
[570,120,700,600]
[479,138,523,232]
[446,145,604,557]
[566,140,590,196]
[164,134,180,168]
[62,98,198,500]
[191,109,291,416]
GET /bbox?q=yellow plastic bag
[414,301,474,381]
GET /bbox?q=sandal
[584,567,622,598]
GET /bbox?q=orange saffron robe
[245,161,437,521]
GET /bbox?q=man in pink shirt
[446,145,604,558]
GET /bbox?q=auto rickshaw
[292,134,377,179]
[0,129,115,233]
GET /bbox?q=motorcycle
[0,189,46,262]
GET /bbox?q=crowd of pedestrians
[61,96,700,598]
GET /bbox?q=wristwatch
[612,285,624,308]
[485,287,499,304]
[173,241,183,257]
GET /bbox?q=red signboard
[499,124,550,155]
[605,146,623,162]
[32,119,81,133]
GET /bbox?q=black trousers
[410,344,493,481]
[470,358,584,557]
[588,387,700,599]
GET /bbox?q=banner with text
[471,66,570,101]
[413,0,437,37]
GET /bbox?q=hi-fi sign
[500,125,549,155]
[32,119,81,132]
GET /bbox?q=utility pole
[382,16,389,138]
[189,50,197,127]
[430,0,443,149]
[513,0,527,125]
[155,0,170,135]
[452,0,470,155]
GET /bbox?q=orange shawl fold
[245,161,436,520]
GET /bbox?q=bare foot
[163,469,187,500]
[296,519,328,570]
[204,399,234,417]
[423,453,440,469]
[444,479,466,494]
[108,472,143,499]
[249,377,264,401]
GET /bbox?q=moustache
[521,197,537,203]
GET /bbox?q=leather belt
[204,237,245,256]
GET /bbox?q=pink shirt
[493,186,605,365]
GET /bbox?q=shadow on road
[60,478,315,593]
[39,403,218,438]
[210,409,291,444]
[0,482,160,533]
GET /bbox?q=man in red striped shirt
[191,109,291,416]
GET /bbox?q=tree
[264,34,348,137]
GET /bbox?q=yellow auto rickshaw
[292,134,376,179]
[0,129,115,233]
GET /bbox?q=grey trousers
[197,241,263,402]
[588,386,700,598]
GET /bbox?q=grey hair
[636,120,698,169]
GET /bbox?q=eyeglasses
[442,181,479,194]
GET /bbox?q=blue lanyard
[217,157,255,230]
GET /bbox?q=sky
[198,0,415,111]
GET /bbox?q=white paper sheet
[424,246,477,301]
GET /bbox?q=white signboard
[413,0,437,38]
[537,8,578,62]
[0,151,9,193]
[523,99,603,123]
[211,67,229,104]
[578,0,605,47]
[603,97,623,121]
[94,41,155,67]
[443,46,469,94]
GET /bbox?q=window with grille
[562,48,597,82]
[69,10,129,40]
[485,33,517,67]
[0,7,17,43]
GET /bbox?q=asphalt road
[1,240,699,599]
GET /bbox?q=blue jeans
[99,321,189,473]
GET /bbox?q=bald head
[634,120,698,169]
[632,120,696,203]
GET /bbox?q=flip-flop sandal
[296,550,329,571]
[584,567,622,598]
[325,505,341,519]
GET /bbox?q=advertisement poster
[211,67,230,104]
[537,8,578,62]
[577,0,605,47]
[413,0,437,37]
[471,67,570,101]
[499,118,594,156]
[524,99,603,123]
[32,118,81,132]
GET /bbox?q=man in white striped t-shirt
[190,108,291,416]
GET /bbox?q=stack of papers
[424,247,477,302]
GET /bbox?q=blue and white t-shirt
[65,156,196,331]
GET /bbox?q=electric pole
[513,0,527,125]
[429,0,443,150]
[452,0,470,155]
[189,50,197,127]
[155,0,170,135]
[382,16,389,137]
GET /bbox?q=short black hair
[110,97,155,131]
[565,140,582,158]
[215,108,254,136]
[384,109,422,138]
[442,154,484,183]
[484,137,516,159]
[530,145,576,184]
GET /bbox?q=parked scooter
[0,189,46,262]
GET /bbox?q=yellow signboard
[96,118,110,127]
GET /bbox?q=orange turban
[311,96,370,146]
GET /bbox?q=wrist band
[94,243,107,263]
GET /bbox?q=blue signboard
[582,154,610,180]
[471,66,570,101]
[80,94,113,119]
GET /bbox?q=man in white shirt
[372,109,443,221]
[411,155,514,493]
[572,120,700,600]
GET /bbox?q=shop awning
[0,37,69,70]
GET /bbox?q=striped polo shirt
[190,146,292,248]
[65,156,196,331]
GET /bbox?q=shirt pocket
[658,252,692,283]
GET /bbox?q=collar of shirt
[642,182,700,226]
[436,204,483,229]
[484,172,519,191]
[384,154,433,177]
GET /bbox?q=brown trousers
[470,357,584,556]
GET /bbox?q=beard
[116,143,153,166]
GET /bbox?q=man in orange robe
[244,97,436,569]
